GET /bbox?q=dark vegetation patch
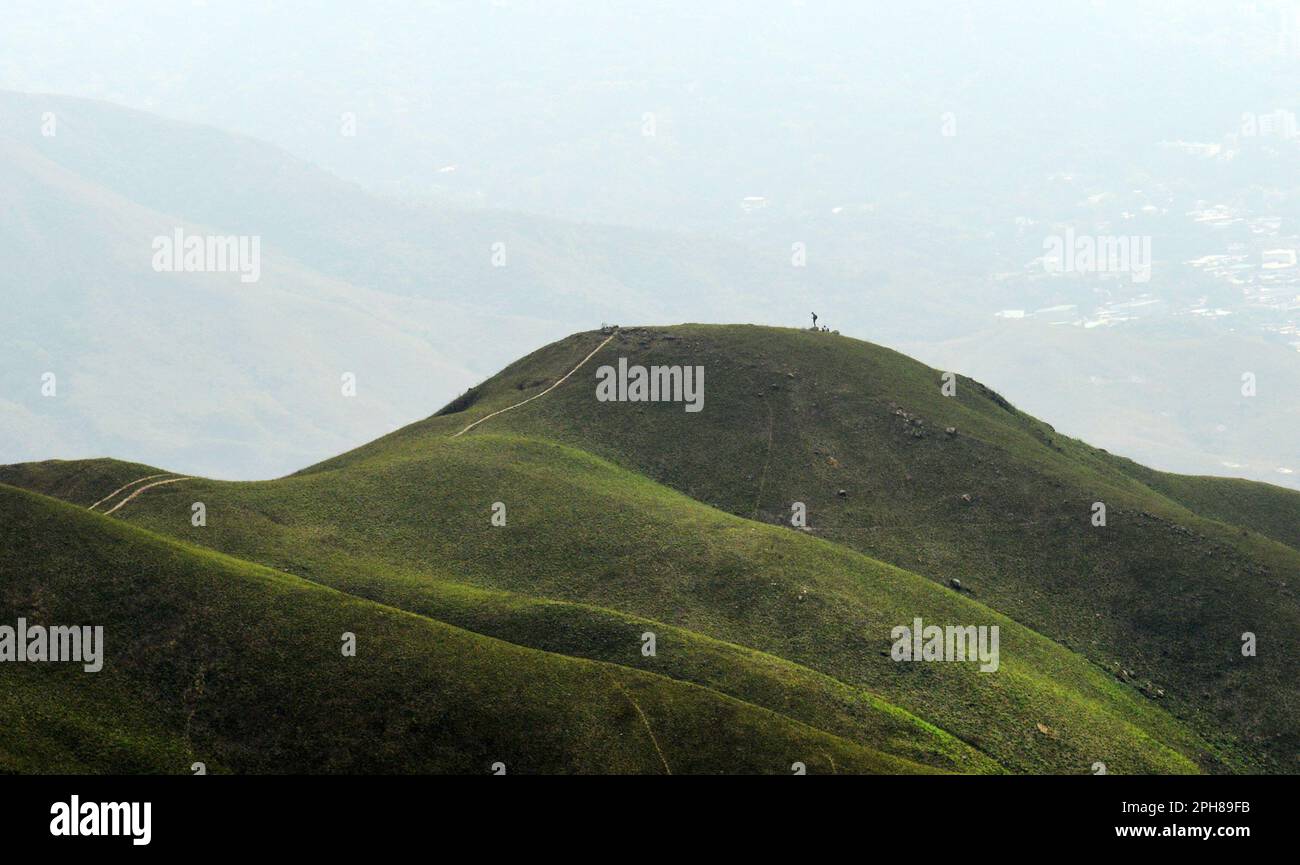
[435,386,481,416]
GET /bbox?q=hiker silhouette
[811,312,818,329]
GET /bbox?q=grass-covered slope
[347,324,1297,772]
[3,324,1290,774]
[11,436,1214,775]
[0,483,936,775]
[0,458,168,508]
[1110,463,1300,556]
[0,465,992,776]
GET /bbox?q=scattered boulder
[945,426,957,436]
[890,406,931,439]
[1138,681,1166,700]
[950,578,962,591]
[960,493,973,504]
[837,489,848,498]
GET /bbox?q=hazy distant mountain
[0,91,823,478]
[2,88,1296,488]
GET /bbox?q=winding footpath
[87,473,170,511]
[86,330,616,513]
[103,477,191,515]
[90,474,191,516]
[450,330,617,438]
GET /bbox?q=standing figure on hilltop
[811,312,818,330]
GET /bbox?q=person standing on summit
[811,312,818,330]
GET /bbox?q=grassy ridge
[0,483,930,775]
[1109,462,1300,555]
[0,458,170,507]
[271,573,1004,773]
[7,461,998,774]
[3,323,1289,773]
[82,433,1208,774]
[429,324,1296,772]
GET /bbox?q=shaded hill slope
[0,483,932,775]
[333,324,1299,772]
[5,440,1211,774]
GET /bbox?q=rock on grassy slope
[3,324,1292,774]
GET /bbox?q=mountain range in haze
[3,89,1298,487]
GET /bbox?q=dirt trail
[450,330,617,438]
[88,473,170,511]
[103,476,192,515]
[606,673,672,775]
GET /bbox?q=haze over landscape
[1,2,1297,781]
[3,0,1299,485]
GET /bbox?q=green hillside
[0,484,936,775]
[413,324,1298,772]
[3,324,1294,774]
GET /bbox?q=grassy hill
[3,324,1294,773]
[414,324,1299,772]
[0,484,938,775]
